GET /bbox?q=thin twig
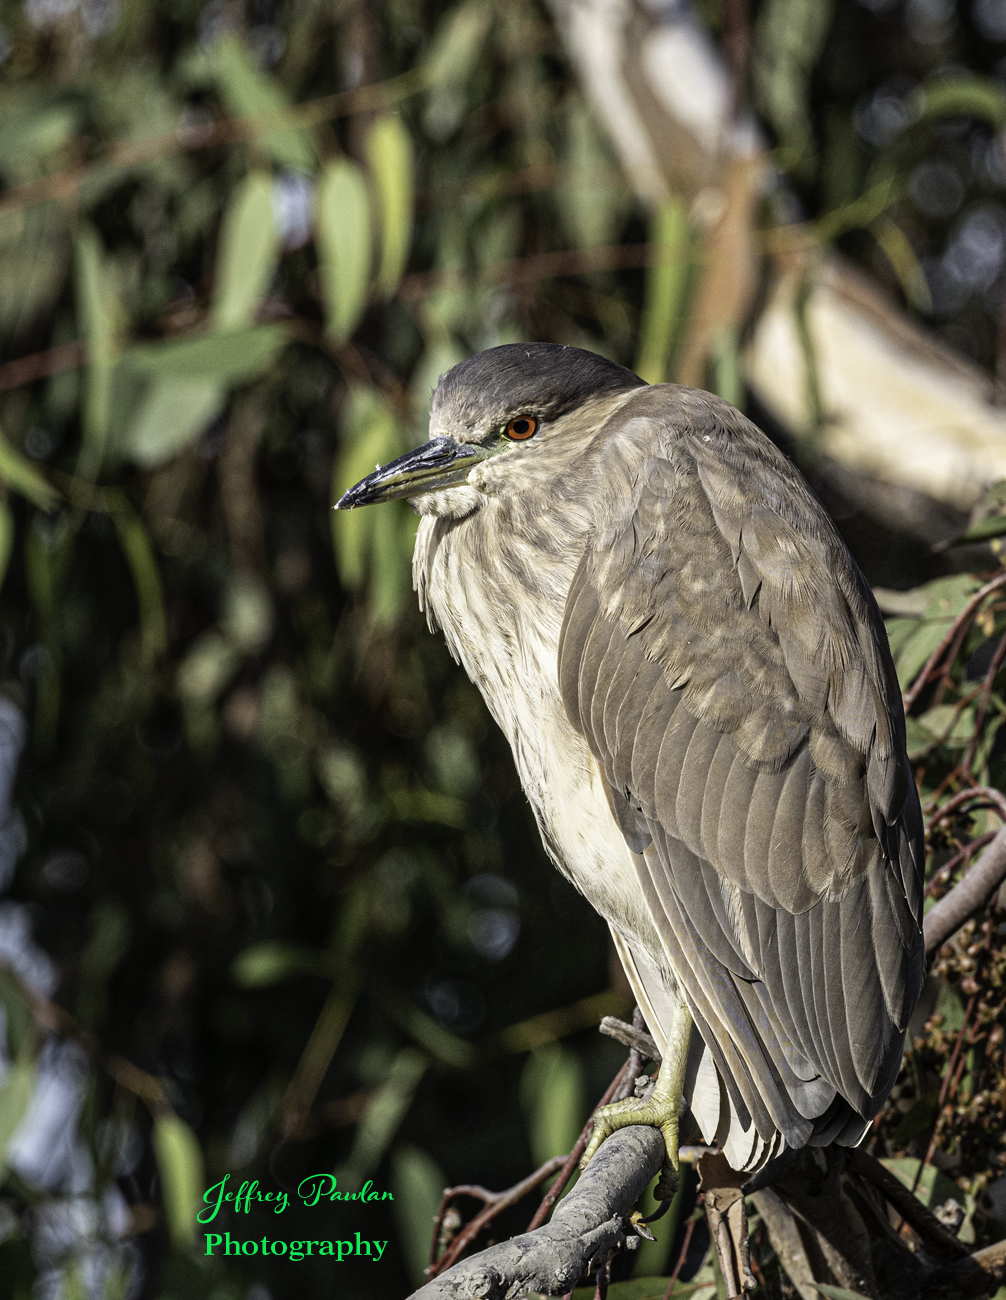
[526,1059,633,1232]
[663,1209,699,1299]
[925,786,1006,828]
[925,833,996,897]
[903,574,1006,710]
[427,1155,568,1278]
[964,628,1006,769]
[913,995,976,1196]
[0,69,425,219]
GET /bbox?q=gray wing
[558,387,925,1151]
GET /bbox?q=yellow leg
[581,994,692,1181]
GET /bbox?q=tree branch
[924,824,1006,954]
[408,1126,664,1299]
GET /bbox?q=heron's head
[334,343,646,518]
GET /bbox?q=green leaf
[316,160,372,343]
[520,1043,585,1167]
[891,1093,939,1147]
[809,1286,868,1300]
[0,500,14,593]
[391,1145,447,1289]
[231,941,332,988]
[75,225,121,480]
[0,428,60,511]
[212,35,316,170]
[120,376,223,468]
[422,1,493,141]
[152,1114,204,1251]
[872,217,931,313]
[635,200,692,385]
[960,512,1006,543]
[369,115,414,297]
[106,494,167,661]
[753,0,835,176]
[122,324,287,383]
[337,1047,429,1189]
[212,171,281,332]
[0,102,80,173]
[568,1280,713,1298]
[331,389,403,591]
[916,75,1006,131]
[0,1050,36,1185]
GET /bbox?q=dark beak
[334,436,491,509]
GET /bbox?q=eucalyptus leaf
[0,428,60,511]
[391,1145,448,1289]
[0,1051,37,1186]
[316,160,372,342]
[916,75,1006,131]
[520,1042,585,1167]
[122,325,287,382]
[212,34,316,170]
[369,115,414,297]
[75,226,121,480]
[152,1114,204,1250]
[422,1,493,141]
[231,941,333,987]
[121,375,223,468]
[212,171,281,332]
[636,200,692,385]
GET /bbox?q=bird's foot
[579,1084,681,1188]
[580,997,692,1203]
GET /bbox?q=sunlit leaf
[0,1051,36,1184]
[231,941,332,987]
[212,34,316,170]
[369,115,414,297]
[422,1,493,141]
[120,375,223,468]
[391,1144,447,1289]
[753,0,835,176]
[0,428,60,511]
[331,388,404,592]
[520,1042,585,1167]
[152,1113,204,1250]
[636,200,692,385]
[0,500,13,593]
[337,1047,428,1189]
[872,217,932,314]
[212,171,281,332]
[106,493,167,661]
[75,225,121,480]
[122,324,287,382]
[316,160,372,342]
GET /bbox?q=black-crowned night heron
[336,343,925,1180]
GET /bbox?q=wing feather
[558,387,925,1163]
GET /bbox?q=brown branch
[924,825,1006,953]
[408,1124,664,1300]
[925,833,996,897]
[846,1149,970,1262]
[427,1155,567,1279]
[903,574,1006,710]
[0,341,86,393]
[663,1210,698,1298]
[598,1015,660,1062]
[925,786,1006,829]
[0,69,425,219]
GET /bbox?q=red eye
[505,415,537,441]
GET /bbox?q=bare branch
[924,825,1006,954]
[408,1125,663,1300]
[598,1016,660,1061]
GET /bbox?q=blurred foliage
[0,1,1004,1299]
